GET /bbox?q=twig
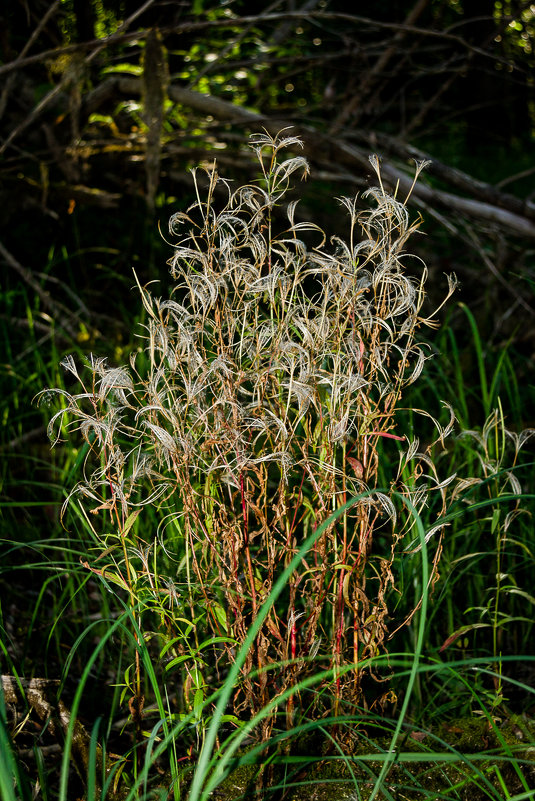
[329,0,430,134]
[0,12,515,79]
[465,227,535,316]
[0,0,61,121]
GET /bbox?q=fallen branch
[128,79,535,239]
[364,132,535,223]
[1,674,104,784]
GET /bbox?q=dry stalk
[40,131,457,738]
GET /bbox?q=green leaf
[193,688,204,721]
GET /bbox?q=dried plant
[40,131,458,740]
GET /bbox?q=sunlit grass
[1,134,534,800]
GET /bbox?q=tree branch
[329,0,430,134]
[0,12,515,78]
[112,78,535,239]
[360,132,535,222]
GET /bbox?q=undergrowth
[0,132,534,800]
[39,131,460,737]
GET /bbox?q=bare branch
[329,0,430,135]
[0,12,515,79]
[132,80,535,239]
[0,0,61,121]
[362,132,535,222]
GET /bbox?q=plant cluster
[41,132,459,745]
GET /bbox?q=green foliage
[1,134,534,799]
[2,1,535,796]
[37,134,461,749]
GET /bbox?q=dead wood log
[107,77,535,239]
[1,674,107,788]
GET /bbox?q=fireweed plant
[40,132,459,742]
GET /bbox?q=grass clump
[0,130,530,801]
[24,130,535,799]
[38,130,459,751]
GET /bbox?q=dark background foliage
[1,1,534,339]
